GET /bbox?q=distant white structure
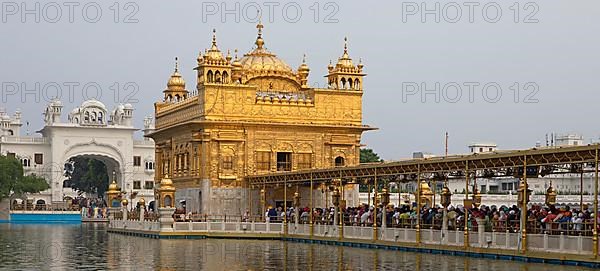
[555,134,584,146]
[468,142,497,154]
[412,152,436,159]
[0,107,22,136]
[0,99,155,207]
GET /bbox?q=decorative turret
[326,37,366,90]
[143,116,155,138]
[231,49,243,83]
[297,54,310,88]
[163,57,189,102]
[157,174,176,208]
[44,99,63,125]
[107,171,122,207]
[195,29,233,86]
[416,180,433,207]
[545,181,557,206]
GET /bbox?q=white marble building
[0,100,155,207]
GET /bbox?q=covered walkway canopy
[246,144,600,185]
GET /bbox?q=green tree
[360,148,382,163]
[65,157,109,197]
[0,155,50,201]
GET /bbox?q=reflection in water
[0,223,595,271]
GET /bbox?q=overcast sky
[1,0,598,160]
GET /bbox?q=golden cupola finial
[167,57,185,90]
[226,49,232,63]
[232,49,242,70]
[211,28,218,50]
[174,56,179,73]
[298,54,309,72]
[231,49,243,83]
[342,37,349,58]
[204,29,225,63]
[256,19,265,49]
[336,37,354,69]
[197,51,203,65]
[298,54,310,88]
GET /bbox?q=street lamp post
[293,189,301,229]
[380,186,390,238]
[517,159,532,253]
[260,187,266,221]
[332,186,341,239]
[545,181,557,206]
[441,182,452,244]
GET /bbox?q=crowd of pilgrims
[261,202,599,235]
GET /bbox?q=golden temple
[149,23,374,215]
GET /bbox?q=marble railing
[109,219,597,256]
[0,136,47,143]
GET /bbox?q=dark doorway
[334,156,345,167]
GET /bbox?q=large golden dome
[240,49,293,74]
[239,22,296,78]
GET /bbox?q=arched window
[174,94,180,102]
[98,112,103,123]
[84,111,90,122]
[215,71,222,83]
[334,156,345,167]
[354,79,360,90]
[340,78,346,89]
[35,199,46,210]
[348,79,353,89]
[222,71,229,83]
[22,158,30,167]
[207,70,214,83]
[7,130,13,136]
[164,195,172,208]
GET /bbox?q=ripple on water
[0,224,596,271]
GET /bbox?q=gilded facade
[149,23,374,215]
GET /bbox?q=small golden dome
[298,54,309,72]
[419,180,433,195]
[546,182,557,194]
[335,37,355,69]
[167,57,185,89]
[159,174,175,191]
[108,180,120,193]
[121,198,128,206]
[204,29,225,63]
[232,49,242,69]
[138,196,146,205]
[226,49,232,62]
[196,51,203,65]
